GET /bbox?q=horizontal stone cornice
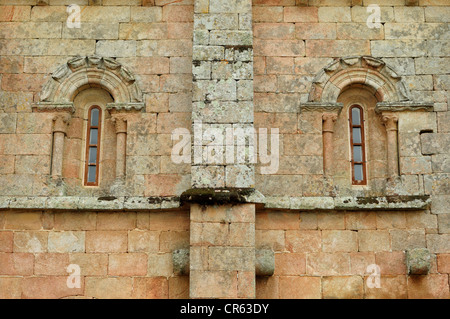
[0,194,430,211]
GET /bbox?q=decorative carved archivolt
[307,56,412,104]
[34,56,144,113]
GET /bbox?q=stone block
[162,5,193,23]
[130,6,161,22]
[318,212,345,230]
[13,231,48,253]
[390,229,426,251]
[318,7,351,22]
[208,247,255,271]
[109,253,148,276]
[168,276,189,299]
[407,274,450,299]
[365,276,408,299]
[256,276,279,299]
[424,174,449,195]
[255,229,285,252]
[95,40,136,58]
[149,211,189,231]
[279,276,321,299]
[425,6,450,22]
[274,252,305,276]
[54,212,96,231]
[0,56,23,73]
[85,277,132,299]
[132,277,169,299]
[400,156,432,175]
[375,251,406,275]
[0,252,34,275]
[0,232,13,252]
[160,231,189,252]
[23,276,84,299]
[371,40,428,58]
[190,270,237,298]
[426,234,450,253]
[284,7,318,22]
[306,40,370,57]
[48,231,85,253]
[398,112,437,133]
[69,253,108,276]
[322,276,363,299]
[0,6,31,22]
[437,254,450,273]
[306,252,351,276]
[4,212,42,230]
[285,230,321,253]
[351,5,394,23]
[64,23,119,39]
[34,253,69,275]
[438,214,450,234]
[358,230,390,252]
[322,230,358,252]
[394,7,425,22]
[0,277,22,299]
[128,230,159,253]
[148,253,173,277]
[137,39,192,57]
[338,23,384,40]
[194,13,238,30]
[253,6,283,23]
[85,231,127,253]
[96,213,136,231]
[254,39,305,57]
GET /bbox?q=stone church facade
[0,0,449,299]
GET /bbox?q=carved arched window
[85,105,102,186]
[349,105,367,185]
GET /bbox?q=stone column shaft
[51,114,70,178]
[322,113,338,177]
[382,114,399,179]
[112,115,127,180]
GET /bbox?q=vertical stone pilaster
[190,204,256,299]
[192,0,254,189]
[189,0,256,299]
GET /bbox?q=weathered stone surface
[406,248,431,275]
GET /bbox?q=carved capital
[381,114,399,132]
[112,114,128,134]
[52,113,71,134]
[322,113,338,133]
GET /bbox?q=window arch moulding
[32,55,145,114]
[301,56,434,114]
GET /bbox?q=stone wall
[0,209,190,299]
[0,0,449,299]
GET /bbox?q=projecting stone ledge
[180,188,265,206]
[0,194,430,211]
[0,196,181,211]
[265,195,431,211]
[172,249,275,277]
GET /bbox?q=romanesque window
[84,105,102,186]
[349,105,367,185]
[34,56,145,193]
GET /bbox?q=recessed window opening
[349,105,367,185]
[84,105,102,186]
